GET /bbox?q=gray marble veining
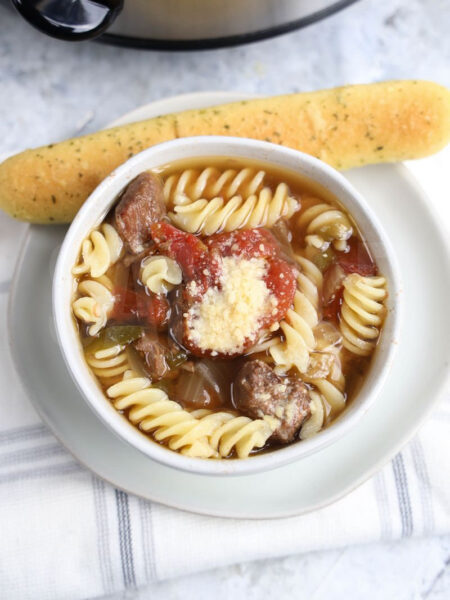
[0,0,449,154]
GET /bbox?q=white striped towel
[0,150,448,600]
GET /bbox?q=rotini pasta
[190,409,279,459]
[106,368,278,459]
[297,202,353,251]
[72,223,123,278]
[268,252,346,415]
[209,414,278,458]
[164,167,266,206]
[309,361,346,413]
[269,303,313,374]
[107,371,217,458]
[168,184,299,235]
[246,335,280,355]
[72,277,114,336]
[295,255,323,312]
[340,274,387,356]
[299,391,327,440]
[269,256,323,374]
[86,344,129,381]
[140,255,182,294]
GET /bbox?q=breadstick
[0,80,448,223]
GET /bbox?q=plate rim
[8,211,449,520]
[6,91,450,519]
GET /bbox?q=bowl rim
[52,135,402,476]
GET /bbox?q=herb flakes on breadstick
[0,80,448,224]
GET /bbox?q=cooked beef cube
[134,333,171,381]
[234,359,311,443]
[115,172,167,254]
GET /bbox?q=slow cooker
[10,0,359,50]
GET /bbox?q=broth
[72,156,388,459]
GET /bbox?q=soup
[71,157,388,459]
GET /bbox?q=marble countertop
[0,0,449,598]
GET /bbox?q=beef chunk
[115,172,167,254]
[234,360,311,443]
[134,334,170,381]
[133,332,183,381]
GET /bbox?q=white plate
[8,92,450,519]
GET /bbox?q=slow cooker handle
[11,0,123,41]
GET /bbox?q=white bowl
[53,136,402,476]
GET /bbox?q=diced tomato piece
[150,222,219,297]
[145,294,170,328]
[150,222,207,279]
[151,225,297,354]
[207,229,297,324]
[263,257,297,324]
[337,236,377,276]
[207,228,280,260]
[111,287,169,328]
[110,288,138,322]
[214,229,297,324]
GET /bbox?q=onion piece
[270,219,297,263]
[322,263,346,305]
[174,359,235,410]
[314,321,342,352]
[196,359,235,402]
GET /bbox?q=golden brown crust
[0,80,449,224]
[0,116,177,223]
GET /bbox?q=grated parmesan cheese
[186,256,272,354]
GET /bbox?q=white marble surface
[107,536,450,600]
[0,0,449,598]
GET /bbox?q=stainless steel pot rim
[98,0,360,51]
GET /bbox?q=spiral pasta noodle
[190,409,279,459]
[310,369,346,413]
[140,255,182,294]
[299,391,327,440]
[169,184,299,236]
[72,223,123,278]
[164,167,266,206]
[106,371,218,458]
[305,322,346,413]
[269,256,323,374]
[72,276,114,336]
[297,202,353,251]
[246,335,280,355]
[105,368,277,459]
[340,274,387,356]
[86,344,129,382]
